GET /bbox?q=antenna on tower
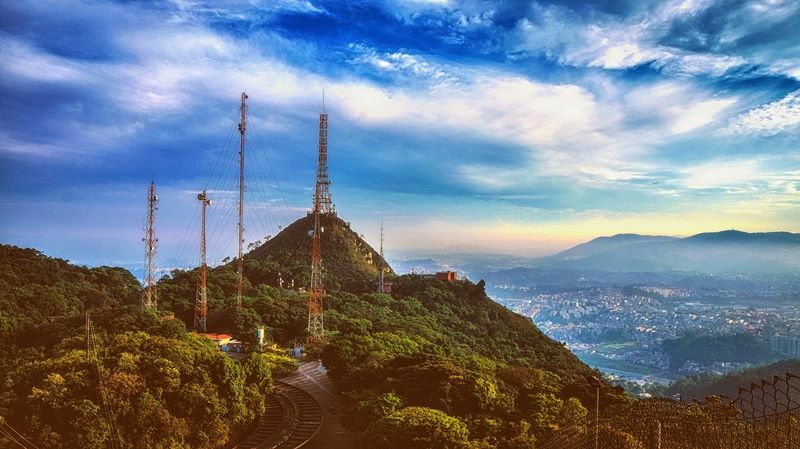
[237,92,248,309]
[143,181,158,309]
[195,190,212,332]
[307,95,331,343]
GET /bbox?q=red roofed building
[435,271,459,282]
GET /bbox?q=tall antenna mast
[143,181,158,309]
[237,92,248,309]
[195,190,212,332]
[308,95,330,343]
[315,96,334,216]
[378,218,384,293]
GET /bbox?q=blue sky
[1,0,799,273]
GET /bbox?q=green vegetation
[0,245,140,345]
[316,277,628,447]
[662,332,776,369]
[0,245,294,449]
[666,359,800,400]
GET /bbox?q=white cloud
[671,99,736,133]
[683,160,759,189]
[728,90,800,135]
[509,0,754,77]
[0,38,90,83]
[348,43,456,82]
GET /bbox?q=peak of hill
[245,213,392,293]
[687,230,800,244]
[545,234,677,262]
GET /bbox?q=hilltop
[245,213,392,293]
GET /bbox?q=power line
[0,419,41,449]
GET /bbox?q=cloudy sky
[1,0,799,272]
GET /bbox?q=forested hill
[0,244,295,449]
[0,244,140,344]
[2,243,628,448]
[245,213,392,293]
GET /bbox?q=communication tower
[195,190,212,332]
[142,181,158,309]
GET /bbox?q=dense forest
[666,359,800,401]
[661,332,776,369]
[0,245,295,449]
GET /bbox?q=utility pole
[142,181,158,309]
[307,96,330,343]
[591,375,601,449]
[378,218,384,293]
[237,92,248,309]
[195,190,212,332]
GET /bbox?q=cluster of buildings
[771,335,800,357]
[495,286,800,382]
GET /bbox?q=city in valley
[495,285,800,388]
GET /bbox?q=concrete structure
[434,271,459,282]
[771,335,800,357]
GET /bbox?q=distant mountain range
[536,230,800,275]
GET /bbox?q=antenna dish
[308,229,315,238]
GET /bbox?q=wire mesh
[540,373,800,449]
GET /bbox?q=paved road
[278,361,358,449]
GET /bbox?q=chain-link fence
[540,373,800,449]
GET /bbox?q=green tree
[363,407,470,449]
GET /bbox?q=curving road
[234,361,357,449]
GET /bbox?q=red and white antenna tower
[195,190,212,332]
[308,95,332,342]
[143,181,158,309]
[237,92,248,309]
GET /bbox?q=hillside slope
[666,359,800,400]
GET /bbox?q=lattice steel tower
[307,101,331,342]
[195,190,212,332]
[142,181,158,309]
[314,97,334,216]
[378,218,385,293]
[237,92,248,309]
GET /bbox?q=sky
[1,0,799,273]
